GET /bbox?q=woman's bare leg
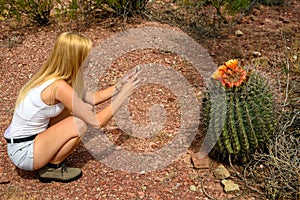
[49,136,81,164]
[33,116,87,170]
[47,108,82,164]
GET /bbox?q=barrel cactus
[203,59,277,162]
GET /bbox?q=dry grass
[242,36,300,200]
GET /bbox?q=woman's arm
[83,67,141,105]
[55,80,100,128]
[83,86,117,105]
[55,74,140,129]
[95,78,140,127]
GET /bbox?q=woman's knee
[73,117,88,136]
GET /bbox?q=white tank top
[4,79,64,139]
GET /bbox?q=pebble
[252,51,262,57]
[235,30,244,37]
[293,55,297,61]
[221,180,240,193]
[191,153,210,169]
[190,185,197,191]
[213,165,231,180]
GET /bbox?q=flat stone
[191,152,210,169]
[213,165,231,179]
[0,173,10,184]
[264,18,273,24]
[221,180,240,193]
[0,167,9,184]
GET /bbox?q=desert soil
[0,0,299,199]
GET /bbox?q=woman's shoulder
[40,79,71,106]
[55,79,74,97]
[55,79,71,89]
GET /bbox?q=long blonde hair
[16,32,92,107]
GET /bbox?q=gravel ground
[0,22,234,200]
[0,1,299,199]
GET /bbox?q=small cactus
[203,59,276,162]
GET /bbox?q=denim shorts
[7,140,34,171]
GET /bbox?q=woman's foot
[38,162,82,183]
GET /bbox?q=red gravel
[1,1,299,199]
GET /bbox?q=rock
[252,51,262,57]
[252,8,260,16]
[0,176,10,184]
[213,165,231,179]
[137,191,144,198]
[111,129,119,135]
[292,55,297,61]
[102,4,115,13]
[235,30,243,37]
[170,3,179,11]
[251,56,270,67]
[181,152,191,164]
[114,146,122,150]
[221,180,240,193]
[264,18,273,24]
[282,19,290,24]
[0,170,10,184]
[149,142,158,149]
[249,15,258,21]
[279,16,290,23]
[0,167,9,184]
[191,152,210,169]
[189,185,197,191]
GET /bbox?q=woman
[4,32,140,183]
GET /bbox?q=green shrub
[0,0,6,17]
[206,0,251,20]
[61,0,93,21]
[99,0,149,16]
[3,0,54,25]
[259,0,285,6]
[207,0,285,21]
[0,0,149,26]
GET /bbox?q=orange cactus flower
[225,59,239,70]
[212,59,248,88]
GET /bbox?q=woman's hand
[122,66,141,84]
[118,71,141,99]
[93,67,141,128]
[115,66,141,95]
[119,66,141,96]
[94,70,141,128]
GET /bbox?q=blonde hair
[16,32,92,107]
